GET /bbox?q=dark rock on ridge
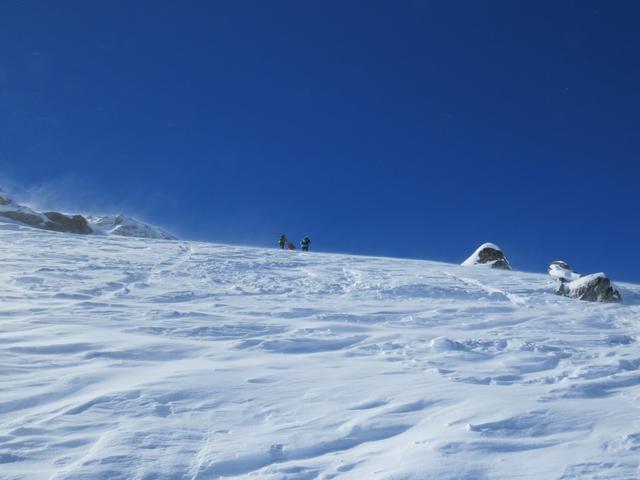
[462,243,512,270]
[0,209,46,228]
[0,192,92,235]
[0,190,174,239]
[43,212,92,234]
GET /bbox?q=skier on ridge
[300,236,311,252]
[278,234,287,249]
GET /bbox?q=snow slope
[1,221,640,480]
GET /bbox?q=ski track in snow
[1,222,640,479]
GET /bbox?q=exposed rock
[0,194,49,229]
[44,212,92,234]
[462,243,511,270]
[0,191,174,240]
[548,261,622,303]
[556,272,622,303]
[0,192,91,235]
[0,209,46,228]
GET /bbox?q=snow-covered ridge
[0,191,175,240]
[87,214,176,240]
[2,225,640,479]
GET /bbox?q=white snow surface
[2,222,640,480]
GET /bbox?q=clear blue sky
[1,1,639,281]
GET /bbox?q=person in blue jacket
[300,236,310,252]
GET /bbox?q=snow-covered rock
[87,214,176,240]
[461,242,511,270]
[556,272,623,303]
[548,260,581,282]
[548,261,622,303]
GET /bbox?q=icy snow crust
[2,222,640,480]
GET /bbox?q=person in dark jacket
[300,236,310,252]
[278,234,287,249]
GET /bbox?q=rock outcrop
[555,272,622,303]
[0,208,46,228]
[43,212,92,234]
[548,261,622,303]
[0,192,92,235]
[462,243,511,270]
[0,191,175,240]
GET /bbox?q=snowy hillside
[2,221,640,480]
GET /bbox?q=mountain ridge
[0,191,175,240]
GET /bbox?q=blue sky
[1,1,639,281]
